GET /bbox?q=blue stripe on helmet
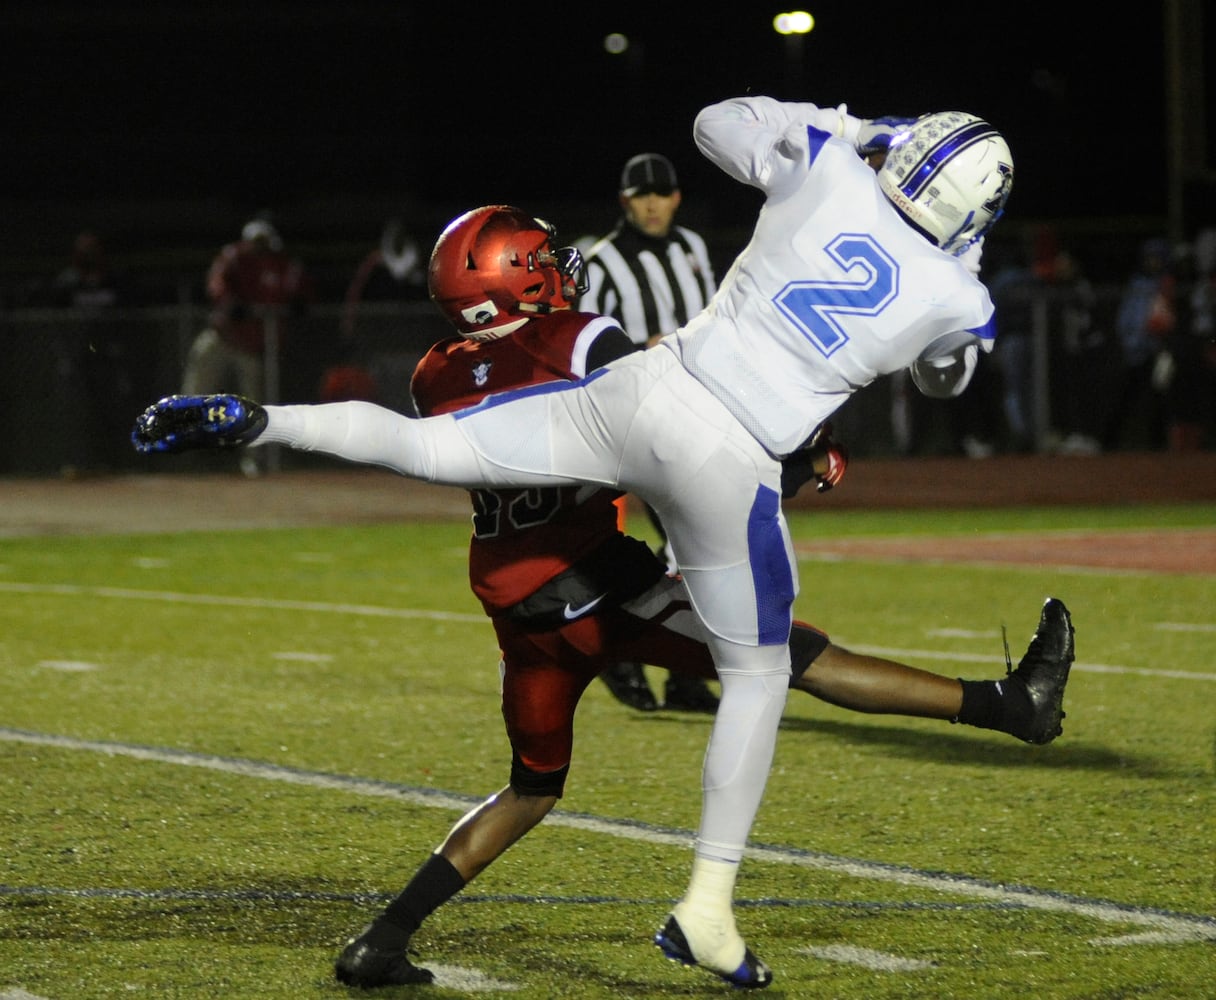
[899,120,999,199]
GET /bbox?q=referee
[579,153,716,347]
[578,153,720,713]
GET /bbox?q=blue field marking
[0,883,1076,915]
[3,725,1214,946]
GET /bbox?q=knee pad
[509,752,569,799]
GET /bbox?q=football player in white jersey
[134,97,1070,990]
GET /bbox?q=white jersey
[671,96,996,456]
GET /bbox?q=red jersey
[410,311,634,615]
[206,239,311,355]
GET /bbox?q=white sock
[683,854,739,912]
[672,856,744,971]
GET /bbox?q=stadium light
[773,11,815,35]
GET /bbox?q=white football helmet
[877,112,1013,256]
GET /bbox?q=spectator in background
[1103,237,1175,450]
[182,217,313,474]
[576,153,719,713]
[1158,228,1216,450]
[340,218,426,342]
[318,218,427,407]
[986,232,1046,453]
[46,231,136,473]
[53,230,121,310]
[1045,247,1104,454]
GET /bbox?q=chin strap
[461,316,529,342]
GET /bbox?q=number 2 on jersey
[773,233,898,357]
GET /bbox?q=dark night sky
[1,2,1203,241]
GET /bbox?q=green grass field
[2,502,1213,998]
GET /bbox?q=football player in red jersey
[308,207,1070,988]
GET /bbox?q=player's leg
[621,583,1072,745]
[258,354,667,490]
[628,395,789,987]
[257,397,588,489]
[153,349,683,497]
[336,630,593,988]
[605,583,789,990]
[789,606,1075,744]
[651,638,785,989]
[795,644,963,716]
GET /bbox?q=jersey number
[471,487,562,539]
[773,234,898,357]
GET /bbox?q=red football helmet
[427,205,587,341]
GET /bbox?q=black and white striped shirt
[577,222,716,345]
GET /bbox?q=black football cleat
[662,675,720,713]
[655,914,773,989]
[334,931,434,989]
[132,394,267,454]
[1005,597,1075,744]
[600,661,659,711]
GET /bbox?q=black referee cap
[620,153,678,197]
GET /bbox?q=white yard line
[1,581,1211,684]
[3,726,1213,946]
[0,581,484,623]
[800,944,935,971]
[843,644,1216,683]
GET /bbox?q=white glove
[855,115,917,156]
[957,238,985,273]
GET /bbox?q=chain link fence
[0,284,1144,477]
[0,301,448,476]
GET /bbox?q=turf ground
[1,470,1213,999]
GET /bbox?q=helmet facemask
[522,239,588,312]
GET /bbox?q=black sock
[373,853,467,945]
[955,678,1031,734]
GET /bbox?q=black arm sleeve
[586,326,641,372]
